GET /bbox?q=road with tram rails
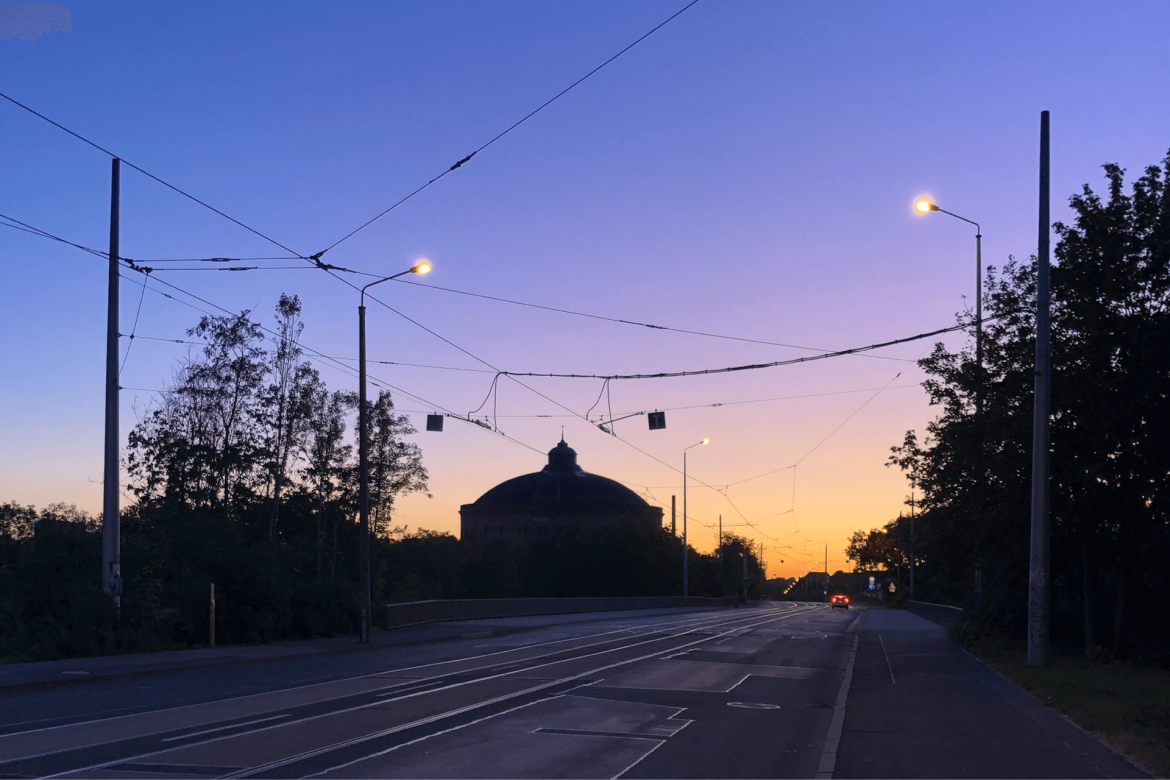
[0,602,1144,778]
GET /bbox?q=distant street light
[357,260,431,643]
[682,438,708,598]
[914,197,984,412]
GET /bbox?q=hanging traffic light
[648,411,666,430]
[426,414,444,432]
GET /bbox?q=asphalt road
[0,604,1145,779]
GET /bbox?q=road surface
[0,603,1144,778]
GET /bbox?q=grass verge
[966,638,1170,778]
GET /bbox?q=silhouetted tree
[886,153,1170,662]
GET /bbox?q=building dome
[460,440,663,544]
[472,440,649,508]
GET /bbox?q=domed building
[460,440,663,544]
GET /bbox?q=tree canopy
[870,153,1170,665]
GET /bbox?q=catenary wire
[116,267,546,456]
[0,91,309,261]
[318,0,702,256]
[391,277,911,362]
[492,321,967,381]
[4,209,935,370]
[118,270,150,375]
[5,212,977,554]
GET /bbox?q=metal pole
[976,235,983,369]
[909,491,916,600]
[671,495,676,536]
[718,514,722,561]
[1028,110,1052,667]
[209,582,215,648]
[976,231,983,414]
[358,303,370,643]
[682,452,688,598]
[760,543,765,598]
[102,158,122,611]
[742,542,748,600]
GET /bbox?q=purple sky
[2,0,1168,577]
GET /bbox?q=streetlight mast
[914,198,983,413]
[357,260,430,643]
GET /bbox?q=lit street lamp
[358,259,431,643]
[914,197,983,411]
[682,438,708,598]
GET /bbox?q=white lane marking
[815,633,859,780]
[879,634,896,684]
[373,679,441,697]
[47,608,818,780]
[304,692,566,779]
[727,702,781,710]
[8,612,768,768]
[262,609,819,780]
[611,732,672,779]
[5,609,741,742]
[158,714,291,742]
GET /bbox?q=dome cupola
[544,439,581,472]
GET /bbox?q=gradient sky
[2,1,1168,579]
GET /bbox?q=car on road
[830,593,850,609]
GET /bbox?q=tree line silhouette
[849,153,1170,667]
[0,294,764,662]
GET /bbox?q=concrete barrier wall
[383,596,739,630]
[906,600,963,629]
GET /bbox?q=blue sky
[2,0,1168,576]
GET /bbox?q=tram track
[4,604,825,778]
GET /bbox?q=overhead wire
[392,278,912,362]
[5,209,953,555]
[493,321,968,381]
[119,268,150,375]
[2,26,986,559]
[122,267,546,455]
[0,91,308,261]
[317,0,703,257]
[5,208,929,374]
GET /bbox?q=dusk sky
[2,0,1168,579]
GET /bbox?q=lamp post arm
[934,207,981,235]
[361,269,412,307]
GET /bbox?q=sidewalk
[0,606,705,695]
[835,609,1147,778]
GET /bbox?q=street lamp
[682,438,708,598]
[914,197,983,411]
[357,259,431,643]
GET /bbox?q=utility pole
[355,262,428,645]
[1028,110,1052,667]
[976,229,983,415]
[909,491,915,600]
[718,514,722,561]
[760,542,765,598]
[671,495,676,536]
[358,298,371,643]
[102,158,122,611]
[742,543,748,600]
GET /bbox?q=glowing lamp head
[914,198,936,214]
[411,260,432,275]
[701,438,710,445]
